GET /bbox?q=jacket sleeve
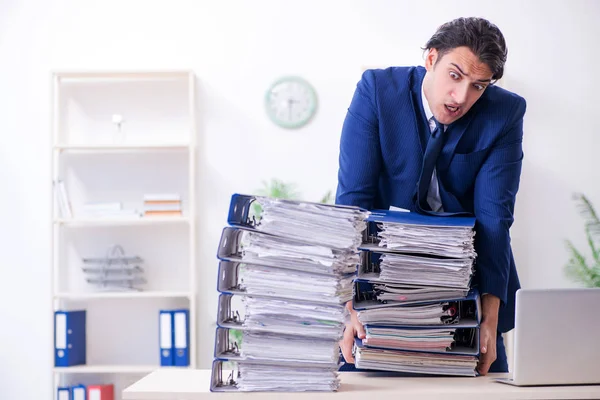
[335,70,382,209]
[473,96,527,304]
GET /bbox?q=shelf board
[54,216,191,226]
[53,365,188,374]
[54,144,191,152]
[54,291,192,300]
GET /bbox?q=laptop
[496,288,600,386]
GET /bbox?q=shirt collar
[421,81,447,131]
[421,82,434,122]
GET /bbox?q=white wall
[1,0,599,398]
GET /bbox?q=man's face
[423,46,493,125]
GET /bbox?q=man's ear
[425,48,438,72]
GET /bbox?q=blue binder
[173,309,190,366]
[54,310,86,367]
[361,209,476,252]
[57,386,70,400]
[70,384,86,400]
[159,310,174,366]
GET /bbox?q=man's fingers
[356,321,366,339]
[477,359,491,376]
[480,333,488,354]
[340,327,355,363]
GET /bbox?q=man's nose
[452,84,468,104]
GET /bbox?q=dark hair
[424,17,507,81]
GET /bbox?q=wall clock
[264,76,318,129]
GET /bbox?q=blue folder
[71,384,86,400]
[54,310,86,367]
[159,310,174,366]
[57,386,70,400]
[173,309,190,366]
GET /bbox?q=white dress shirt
[421,84,445,213]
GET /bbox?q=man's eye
[474,84,486,91]
[449,72,460,80]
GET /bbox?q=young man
[335,17,526,375]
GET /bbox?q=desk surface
[123,369,600,400]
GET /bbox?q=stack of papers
[241,296,346,340]
[238,363,340,392]
[378,253,473,289]
[211,194,369,392]
[376,220,476,259]
[240,231,359,276]
[357,301,466,326]
[253,196,368,250]
[239,264,354,305]
[353,210,480,377]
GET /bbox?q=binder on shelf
[159,310,174,366]
[54,310,86,367]
[57,386,70,400]
[71,384,86,400]
[173,309,190,367]
[87,384,114,400]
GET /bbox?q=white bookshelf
[50,70,197,400]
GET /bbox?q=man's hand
[477,294,500,375]
[339,300,366,363]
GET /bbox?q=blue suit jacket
[335,66,526,333]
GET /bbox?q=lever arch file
[217,260,354,305]
[54,310,86,367]
[217,226,359,276]
[353,288,481,326]
[210,359,341,392]
[357,250,474,290]
[361,209,476,259]
[159,310,174,366]
[173,309,190,367]
[353,279,470,308]
[87,384,114,400]
[71,384,86,400]
[361,325,479,356]
[216,295,346,340]
[57,387,70,400]
[353,338,479,377]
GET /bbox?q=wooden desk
[123,369,600,400]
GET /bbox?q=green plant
[564,193,600,287]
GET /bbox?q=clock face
[265,76,317,129]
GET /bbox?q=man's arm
[336,70,382,363]
[473,95,526,374]
[335,70,382,209]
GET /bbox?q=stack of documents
[374,212,476,259]
[353,209,480,377]
[237,264,354,305]
[211,193,369,392]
